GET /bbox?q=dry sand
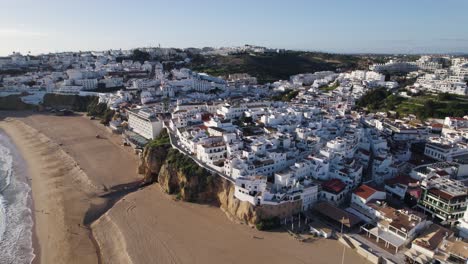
[93,184,369,264]
[1,113,369,264]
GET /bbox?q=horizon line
[2,45,468,57]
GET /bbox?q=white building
[234,176,268,206]
[424,137,468,162]
[196,137,226,165]
[127,108,163,140]
[319,179,347,206]
[457,208,468,239]
[408,224,468,264]
[444,116,468,129]
[351,184,387,221]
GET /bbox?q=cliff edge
[138,131,259,226]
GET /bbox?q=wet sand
[1,113,368,264]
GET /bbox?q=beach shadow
[83,180,150,226]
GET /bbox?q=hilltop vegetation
[147,129,171,148]
[42,94,96,111]
[319,82,340,92]
[271,89,300,102]
[357,89,468,119]
[189,51,366,84]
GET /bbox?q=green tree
[437,93,454,101]
[417,100,437,119]
[356,88,391,110]
[131,49,150,62]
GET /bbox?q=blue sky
[1,0,468,55]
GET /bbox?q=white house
[196,137,226,165]
[234,176,268,206]
[319,178,347,206]
[351,184,386,221]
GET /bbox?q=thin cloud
[437,38,468,42]
[0,28,47,37]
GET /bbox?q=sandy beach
[0,113,368,264]
[93,184,369,264]
[0,117,101,263]
[0,113,141,264]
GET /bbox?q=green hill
[189,51,367,84]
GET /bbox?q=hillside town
[1,47,468,264]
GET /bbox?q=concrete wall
[256,200,302,219]
[356,247,379,264]
[342,235,381,264]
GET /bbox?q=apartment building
[127,108,163,140]
[361,207,430,253]
[424,137,468,162]
[417,177,468,225]
[196,137,226,165]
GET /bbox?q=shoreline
[0,127,37,264]
[0,118,101,264]
[0,113,143,264]
[27,172,40,264]
[30,199,40,264]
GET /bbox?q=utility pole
[298,214,301,229]
[341,217,345,264]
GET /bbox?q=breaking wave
[0,132,35,264]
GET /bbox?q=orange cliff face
[138,143,260,226]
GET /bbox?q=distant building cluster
[370,56,468,96]
[1,47,468,263]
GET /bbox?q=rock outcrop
[138,140,260,226]
[138,144,170,183]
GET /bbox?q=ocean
[0,132,35,264]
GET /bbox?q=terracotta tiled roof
[322,179,346,194]
[385,175,418,186]
[314,202,361,228]
[429,188,458,200]
[354,184,377,200]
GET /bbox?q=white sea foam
[0,142,12,192]
[0,143,12,242]
[0,133,35,264]
[0,195,6,242]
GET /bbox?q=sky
[1,0,468,55]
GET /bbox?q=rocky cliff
[138,136,260,226]
[0,94,36,110]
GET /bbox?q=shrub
[271,89,299,102]
[147,130,170,148]
[356,88,391,110]
[256,217,281,231]
[43,94,97,111]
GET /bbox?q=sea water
[0,132,35,264]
